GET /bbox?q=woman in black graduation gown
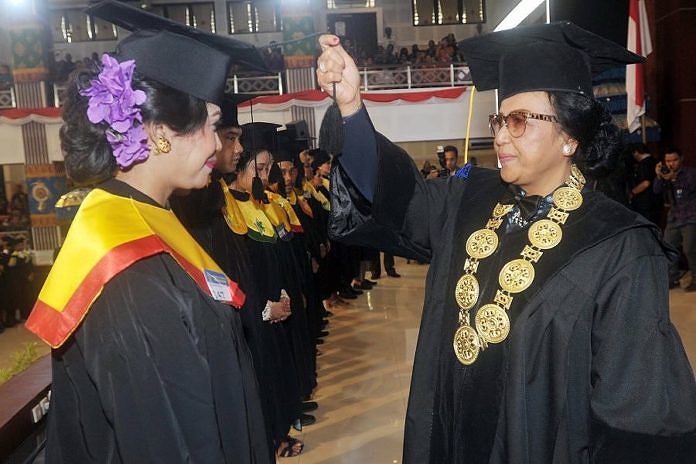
[316,23,696,464]
[24,2,272,462]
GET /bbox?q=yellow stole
[321,177,330,191]
[266,190,304,233]
[26,188,245,349]
[219,181,276,243]
[288,189,314,218]
[303,179,331,211]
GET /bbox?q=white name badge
[204,269,232,302]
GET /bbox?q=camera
[660,164,671,175]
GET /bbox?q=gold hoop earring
[154,137,171,155]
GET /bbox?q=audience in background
[0,64,13,90]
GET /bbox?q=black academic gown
[329,119,696,464]
[208,190,302,444]
[47,180,272,464]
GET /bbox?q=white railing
[53,72,285,107]
[0,87,16,109]
[52,65,471,106]
[225,72,284,95]
[359,64,471,91]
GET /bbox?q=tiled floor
[1,258,695,463]
[284,258,696,464]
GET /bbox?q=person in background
[629,143,661,224]
[654,147,696,290]
[443,145,460,176]
[0,64,13,90]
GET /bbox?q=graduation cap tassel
[249,102,265,201]
[319,82,344,155]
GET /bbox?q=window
[51,9,118,43]
[150,3,217,33]
[227,0,281,34]
[412,0,485,26]
[327,0,375,8]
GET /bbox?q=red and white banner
[626,0,653,133]
[238,88,468,111]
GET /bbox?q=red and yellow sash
[26,188,245,348]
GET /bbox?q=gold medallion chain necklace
[452,165,586,365]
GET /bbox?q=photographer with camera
[654,148,696,290]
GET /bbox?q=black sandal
[276,436,304,458]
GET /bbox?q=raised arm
[316,35,453,261]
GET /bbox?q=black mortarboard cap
[86,0,268,105]
[241,122,280,152]
[275,130,306,163]
[309,148,330,169]
[220,93,255,129]
[458,21,644,101]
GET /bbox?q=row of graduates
[169,99,341,458]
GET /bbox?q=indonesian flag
[626,0,653,133]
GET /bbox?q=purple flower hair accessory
[80,54,149,169]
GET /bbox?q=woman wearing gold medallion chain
[317,21,696,464]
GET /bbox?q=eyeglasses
[489,111,559,138]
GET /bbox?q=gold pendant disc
[453,324,480,365]
[475,304,510,344]
[499,258,535,293]
[455,274,480,310]
[528,219,563,250]
[465,228,499,259]
[552,187,583,211]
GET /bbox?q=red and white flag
[626,0,653,133]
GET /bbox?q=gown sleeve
[328,106,451,261]
[61,257,232,463]
[590,253,696,463]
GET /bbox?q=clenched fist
[316,34,362,117]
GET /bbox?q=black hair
[548,91,622,178]
[443,145,458,156]
[60,60,208,185]
[664,147,681,157]
[235,148,270,173]
[630,142,649,155]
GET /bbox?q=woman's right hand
[316,34,362,117]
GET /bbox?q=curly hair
[60,59,208,185]
[548,91,622,178]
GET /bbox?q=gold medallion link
[452,164,585,366]
[453,324,481,365]
[493,203,513,218]
[499,259,535,293]
[465,228,499,259]
[455,274,480,310]
[528,219,563,250]
[552,187,583,211]
[475,304,510,344]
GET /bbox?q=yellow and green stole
[26,188,245,349]
[303,179,331,211]
[266,190,304,234]
[220,180,277,243]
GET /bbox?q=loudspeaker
[285,120,312,141]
